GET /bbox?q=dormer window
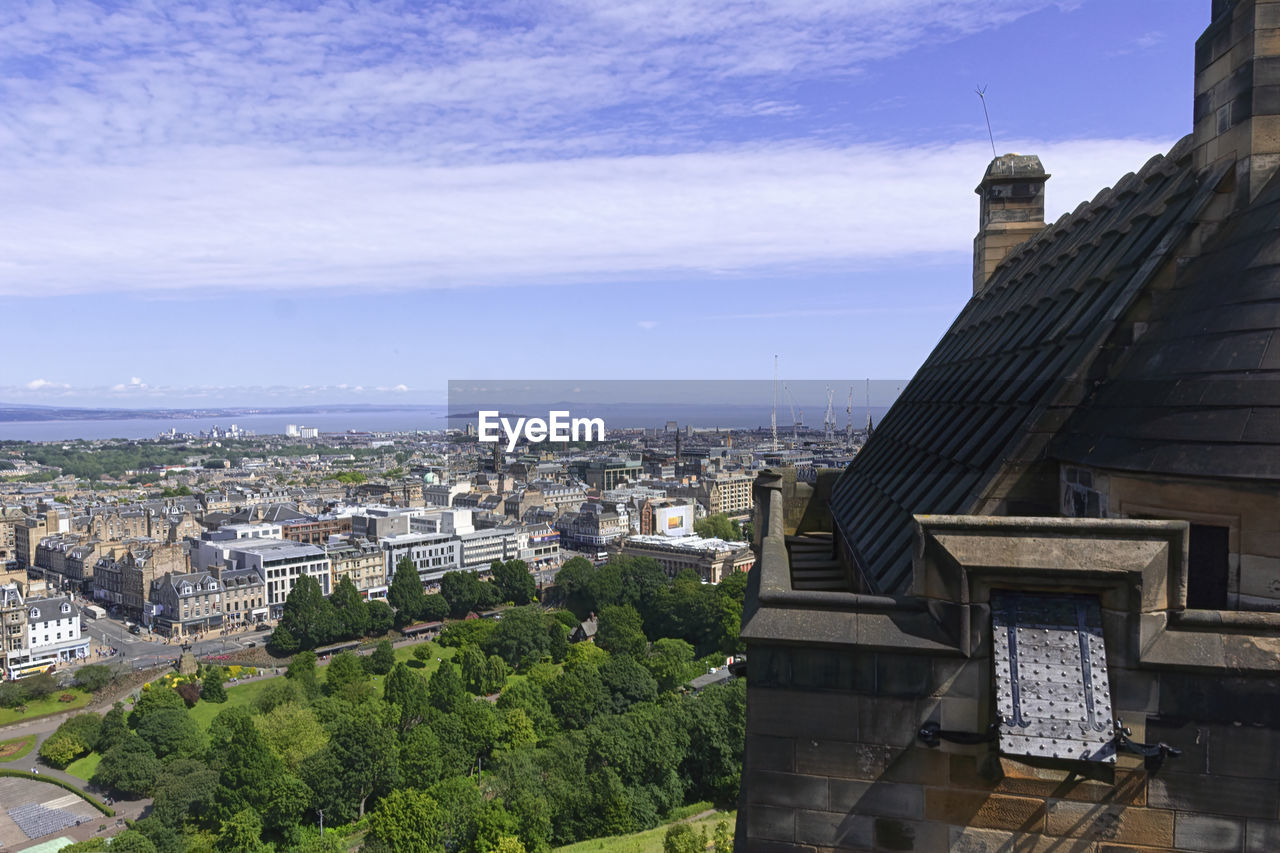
[181,584,193,595]
[29,607,38,619]
[208,582,218,590]
[60,603,71,614]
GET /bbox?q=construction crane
[783,383,802,447]
[771,355,779,452]
[823,386,836,443]
[846,386,853,447]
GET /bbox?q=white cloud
[25,378,66,390]
[0,137,1173,296]
[0,1,1075,167]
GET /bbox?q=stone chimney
[973,153,1049,294]
[1193,0,1280,203]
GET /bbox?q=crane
[783,383,802,447]
[771,355,779,452]
[846,386,853,447]
[823,386,836,443]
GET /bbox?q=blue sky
[1,0,1205,407]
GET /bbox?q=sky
[0,0,1207,408]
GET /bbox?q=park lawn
[553,809,734,853]
[65,751,102,782]
[0,734,37,763]
[188,677,278,731]
[0,689,92,727]
[188,641,456,729]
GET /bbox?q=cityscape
[5,2,1279,853]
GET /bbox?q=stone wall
[739,515,1280,852]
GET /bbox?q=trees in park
[388,556,425,626]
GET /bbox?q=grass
[0,734,37,763]
[553,809,734,853]
[65,751,102,782]
[0,690,92,726]
[186,640,457,730]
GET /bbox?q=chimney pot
[973,153,1049,294]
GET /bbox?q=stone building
[151,570,223,637]
[219,566,268,628]
[738,3,1280,851]
[326,535,387,598]
[614,533,754,583]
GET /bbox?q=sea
[0,404,897,443]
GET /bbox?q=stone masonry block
[1144,717,1209,773]
[748,804,797,843]
[1148,771,1279,819]
[924,789,1045,832]
[794,739,892,781]
[748,734,797,775]
[794,810,874,849]
[749,687,860,741]
[1043,801,1174,847]
[826,779,923,820]
[1207,724,1280,780]
[872,818,948,852]
[747,770,829,810]
[879,746,951,786]
[949,826,1097,853]
[856,696,921,748]
[1247,819,1280,853]
[876,653,935,697]
[1173,813,1245,853]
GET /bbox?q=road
[78,612,266,674]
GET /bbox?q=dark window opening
[1187,523,1230,609]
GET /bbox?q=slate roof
[27,595,77,623]
[1051,168,1280,480]
[830,135,1234,594]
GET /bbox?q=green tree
[324,650,371,701]
[458,645,488,695]
[693,513,741,541]
[664,823,702,853]
[554,556,596,617]
[367,599,395,635]
[715,569,749,654]
[278,575,338,650]
[388,556,425,626]
[215,807,270,853]
[286,650,320,699]
[486,654,509,695]
[383,662,431,731]
[427,660,465,712]
[313,704,399,819]
[151,758,219,828]
[73,663,114,692]
[646,638,697,693]
[483,605,551,669]
[106,830,158,853]
[366,638,396,675]
[130,685,186,729]
[135,708,206,760]
[269,624,301,655]
[491,559,536,605]
[440,570,486,617]
[599,653,659,713]
[367,789,444,853]
[96,703,130,752]
[39,731,86,768]
[714,819,733,852]
[255,678,302,714]
[398,723,443,787]
[92,733,161,797]
[201,665,228,703]
[255,703,328,772]
[420,593,449,623]
[330,575,370,640]
[595,604,648,658]
[206,706,287,824]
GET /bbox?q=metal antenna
[976,85,997,159]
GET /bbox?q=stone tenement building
[738,3,1280,852]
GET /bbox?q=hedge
[0,769,115,815]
